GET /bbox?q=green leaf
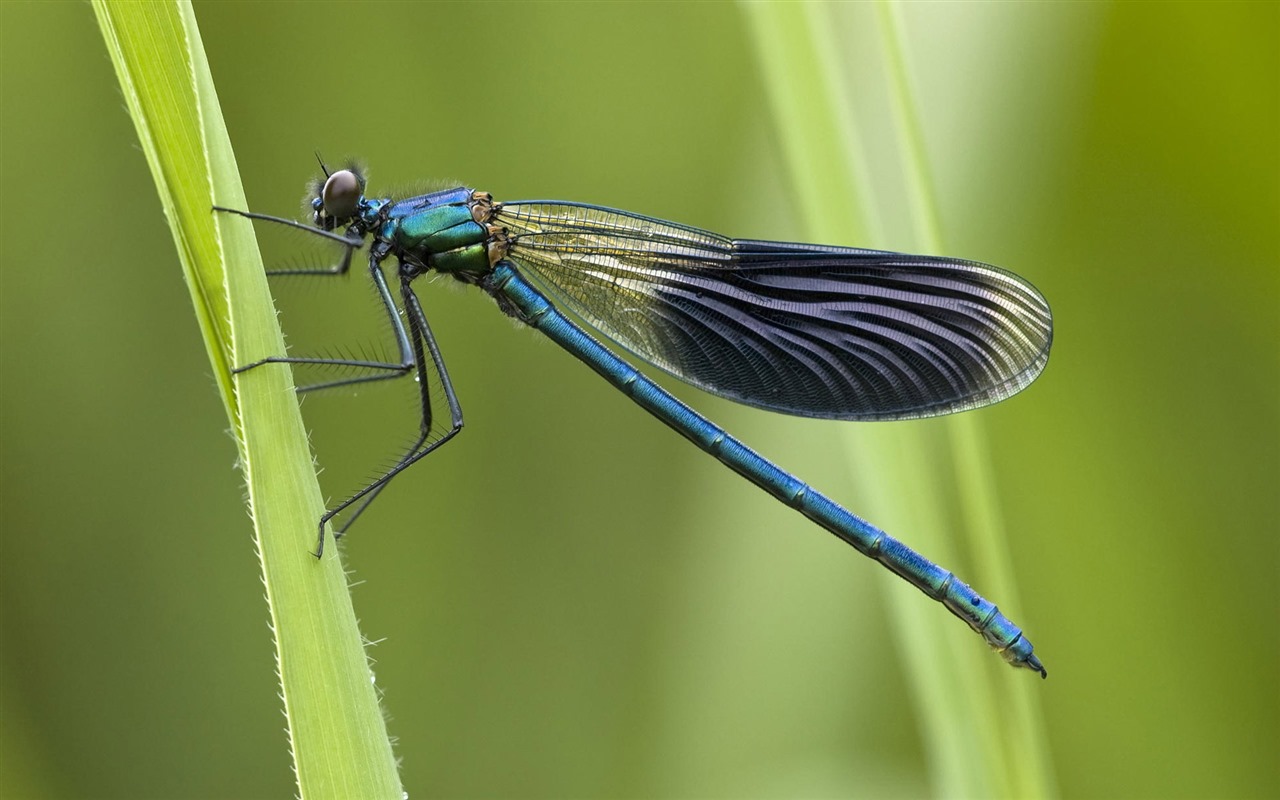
[92,2,402,796]
[743,2,1055,797]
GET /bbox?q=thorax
[378,187,506,281]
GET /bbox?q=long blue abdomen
[486,262,1046,677]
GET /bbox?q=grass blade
[743,2,1055,796]
[92,2,402,796]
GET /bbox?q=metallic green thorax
[375,187,506,281]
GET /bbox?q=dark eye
[321,169,361,219]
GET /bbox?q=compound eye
[321,169,361,219]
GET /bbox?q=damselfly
[217,163,1053,676]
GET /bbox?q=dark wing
[495,201,1052,421]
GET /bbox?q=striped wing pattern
[495,201,1052,421]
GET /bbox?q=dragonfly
[216,162,1053,677]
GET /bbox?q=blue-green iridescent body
[383,188,492,277]
[233,172,1052,677]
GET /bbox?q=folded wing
[497,201,1052,420]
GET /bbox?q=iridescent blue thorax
[317,186,504,283]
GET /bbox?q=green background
[2,2,1276,798]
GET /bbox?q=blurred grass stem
[744,2,1055,796]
